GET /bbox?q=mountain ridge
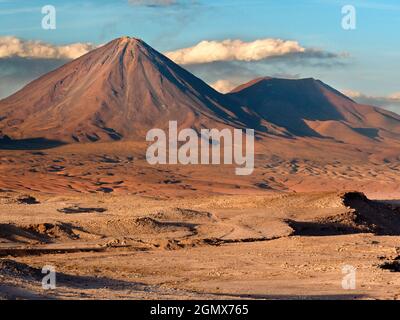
[0,37,399,148]
[227,77,400,142]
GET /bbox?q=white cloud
[342,89,400,113]
[343,89,400,102]
[388,92,400,100]
[342,89,363,99]
[165,38,307,65]
[0,36,97,60]
[211,79,238,93]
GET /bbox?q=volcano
[228,77,400,144]
[0,37,248,143]
[0,37,400,147]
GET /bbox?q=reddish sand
[1,37,400,300]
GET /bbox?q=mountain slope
[1,38,399,148]
[0,37,248,143]
[228,77,400,143]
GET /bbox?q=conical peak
[107,36,154,59]
[109,37,153,52]
[114,36,144,45]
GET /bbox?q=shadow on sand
[202,291,367,300]
[0,259,150,297]
[0,137,66,150]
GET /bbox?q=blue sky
[0,0,399,111]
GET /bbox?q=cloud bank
[343,89,400,113]
[0,36,97,59]
[0,36,97,99]
[166,38,346,91]
[165,39,307,65]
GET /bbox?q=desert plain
[1,37,400,300]
[0,140,400,300]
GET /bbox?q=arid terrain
[1,37,400,300]
[1,143,400,300]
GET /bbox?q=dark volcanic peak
[230,77,274,93]
[228,77,400,141]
